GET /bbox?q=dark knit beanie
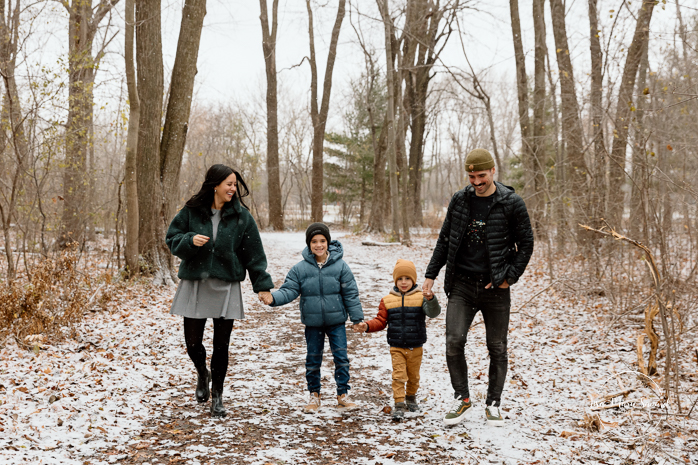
[305,222,331,247]
[465,148,495,172]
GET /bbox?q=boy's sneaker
[405,395,420,412]
[304,392,321,414]
[485,404,505,426]
[392,402,406,420]
[337,393,357,411]
[443,397,472,425]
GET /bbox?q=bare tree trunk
[629,41,649,242]
[59,0,119,248]
[531,0,546,234]
[161,0,207,224]
[378,0,401,239]
[546,51,565,252]
[509,0,533,201]
[588,0,605,224]
[124,0,140,275]
[307,0,346,222]
[135,0,173,285]
[550,0,587,238]
[402,0,455,226]
[368,110,388,232]
[608,0,656,227]
[260,0,283,230]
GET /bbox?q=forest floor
[1,231,697,464]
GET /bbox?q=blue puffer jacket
[270,240,364,327]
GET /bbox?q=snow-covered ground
[1,231,696,464]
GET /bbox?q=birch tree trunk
[260,0,283,230]
[307,0,346,222]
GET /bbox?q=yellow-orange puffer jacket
[365,285,440,348]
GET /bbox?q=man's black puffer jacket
[425,181,534,295]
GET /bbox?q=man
[423,148,534,427]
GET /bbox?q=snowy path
[1,232,695,464]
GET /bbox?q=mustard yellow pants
[390,346,423,403]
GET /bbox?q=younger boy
[353,259,440,420]
[264,223,364,413]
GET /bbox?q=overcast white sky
[25,0,687,135]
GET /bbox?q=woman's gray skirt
[170,278,244,320]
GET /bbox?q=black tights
[183,317,235,387]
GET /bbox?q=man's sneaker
[304,392,321,414]
[337,393,358,411]
[443,397,472,426]
[392,402,406,420]
[405,395,420,412]
[485,405,505,426]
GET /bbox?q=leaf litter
[1,231,696,464]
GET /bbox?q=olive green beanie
[464,148,495,172]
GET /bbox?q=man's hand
[423,278,435,299]
[192,234,210,247]
[258,291,273,305]
[485,281,509,289]
[352,322,367,333]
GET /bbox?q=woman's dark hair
[185,164,250,211]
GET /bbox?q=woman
[166,164,273,417]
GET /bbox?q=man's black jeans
[445,273,511,407]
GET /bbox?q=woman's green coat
[166,197,273,293]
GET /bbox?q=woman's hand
[258,291,273,305]
[192,234,210,247]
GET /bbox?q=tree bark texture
[377,0,401,239]
[629,41,649,242]
[135,0,172,284]
[588,0,605,223]
[531,0,546,234]
[509,0,533,196]
[60,0,119,247]
[402,0,446,227]
[550,0,587,230]
[160,0,207,224]
[259,0,283,230]
[608,0,656,227]
[307,0,346,222]
[0,0,32,280]
[124,0,140,275]
[368,95,389,233]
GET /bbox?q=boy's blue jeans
[304,323,350,395]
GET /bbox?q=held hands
[258,291,273,305]
[352,322,367,333]
[192,234,210,247]
[422,278,435,300]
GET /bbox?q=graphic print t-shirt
[456,193,494,275]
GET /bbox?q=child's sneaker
[485,404,505,426]
[405,395,420,412]
[392,402,406,420]
[443,397,472,425]
[304,392,321,414]
[337,393,357,411]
